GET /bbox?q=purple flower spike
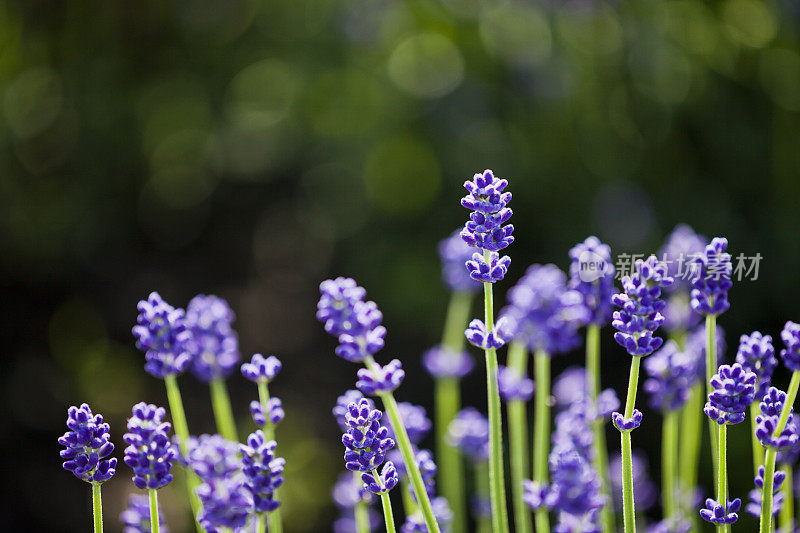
[356,359,405,396]
[240,430,285,514]
[781,321,800,372]
[465,318,508,350]
[755,387,798,449]
[736,332,776,401]
[447,408,490,463]
[59,403,117,483]
[700,497,741,524]
[342,399,396,494]
[120,493,169,533]
[500,264,590,355]
[466,251,512,283]
[704,363,757,425]
[644,340,695,412]
[568,236,616,327]
[439,229,481,292]
[422,346,474,379]
[612,410,643,432]
[612,255,674,357]
[317,278,387,363]
[362,461,399,494]
[547,451,605,518]
[690,237,732,316]
[132,292,192,378]
[184,294,240,382]
[251,399,285,427]
[241,353,282,383]
[333,390,373,432]
[497,365,535,401]
[123,402,176,490]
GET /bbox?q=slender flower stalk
[779,463,794,533]
[149,489,160,533]
[447,408,490,533]
[92,483,103,532]
[611,255,673,533]
[534,349,551,533]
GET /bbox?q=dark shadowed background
[2,0,799,530]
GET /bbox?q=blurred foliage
[2,0,800,530]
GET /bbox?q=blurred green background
[2,0,799,530]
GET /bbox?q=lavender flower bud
[59,403,117,483]
[755,387,798,449]
[241,353,282,383]
[466,251,512,283]
[736,332,776,401]
[447,408,489,463]
[186,434,242,480]
[498,365,535,402]
[361,461,399,495]
[781,321,800,372]
[439,229,481,292]
[333,390,373,432]
[568,236,616,326]
[690,237,732,316]
[612,410,643,432]
[342,399,395,476]
[240,430,285,513]
[465,318,509,350]
[132,292,192,378]
[120,494,168,533]
[250,401,267,427]
[356,359,405,396]
[612,255,674,357]
[184,294,240,382]
[644,341,694,412]
[700,497,741,525]
[251,399,285,427]
[422,346,474,379]
[123,402,177,490]
[704,363,757,425]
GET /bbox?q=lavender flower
[465,318,509,350]
[547,452,605,522]
[746,466,786,517]
[660,224,707,290]
[704,363,757,425]
[120,494,168,533]
[568,236,616,326]
[700,497,741,525]
[612,255,674,356]
[643,340,695,412]
[123,402,177,490]
[612,410,643,432]
[439,229,481,292]
[342,399,398,494]
[498,365,535,401]
[59,403,117,483]
[500,264,590,355]
[317,278,386,363]
[250,399,284,427]
[553,367,590,407]
[781,321,800,372]
[334,390,373,432]
[736,331,776,401]
[755,387,798,449]
[421,346,474,379]
[356,359,404,396]
[240,430,285,513]
[132,292,192,378]
[690,238,732,316]
[241,353,282,383]
[184,294,240,382]
[447,408,490,463]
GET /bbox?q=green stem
[149,489,160,533]
[371,469,397,533]
[663,411,678,521]
[717,423,728,533]
[482,275,510,533]
[507,342,533,533]
[92,483,103,533]
[761,371,800,533]
[378,390,441,533]
[354,471,370,533]
[620,355,642,533]
[586,324,615,533]
[435,290,472,533]
[705,315,719,482]
[752,402,765,475]
[679,381,703,532]
[401,479,417,517]
[779,463,793,533]
[476,462,492,533]
[163,375,204,532]
[209,378,238,442]
[534,349,551,533]
[256,381,283,533]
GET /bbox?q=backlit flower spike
[460,169,514,255]
[240,430,285,514]
[132,292,192,378]
[422,346,474,379]
[447,408,490,464]
[780,321,800,371]
[704,363,757,425]
[498,365,535,402]
[120,493,169,533]
[700,497,741,525]
[612,255,674,357]
[755,387,798,449]
[439,229,481,292]
[690,237,733,316]
[342,399,397,495]
[241,353,282,383]
[356,359,405,396]
[568,236,616,327]
[643,340,695,412]
[59,403,117,483]
[123,402,177,490]
[184,294,240,382]
[736,331,777,401]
